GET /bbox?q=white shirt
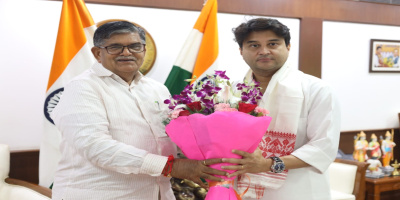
[51,63,177,200]
[245,68,341,200]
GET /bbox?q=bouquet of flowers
[164,71,272,200]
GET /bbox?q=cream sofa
[0,144,51,200]
[329,158,370,200]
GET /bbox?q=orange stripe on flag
[193,0,215,33]
[47,0,94,91]
[191,0,218,80]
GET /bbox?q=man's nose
[121,46,132,55]
[258,46,271,55]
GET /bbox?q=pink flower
[255,107,269,116]
[214,103,230,111]
[214,103,238,112]
[170,108,184,119]
[223,107,239,112]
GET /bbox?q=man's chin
[253,64,279,71]
[118,63,140,69]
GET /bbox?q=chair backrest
[329,162,357,194]
[0,144,51,200]
[0,144,10,180]
[333,158,370,200]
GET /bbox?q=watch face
[274,163,285,172]
[271,157,285,173]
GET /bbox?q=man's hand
[221,148,269,178]
[221,148,311,177]
[171,158,228,188]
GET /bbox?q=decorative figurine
[366,158,384,178]
[368,133,382,159]
[353,131,368,162]
[392,160,400,176]
[380,130,396,167]
[367,154,383,173]
[366,134,384,178]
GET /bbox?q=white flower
[216,84,231,103]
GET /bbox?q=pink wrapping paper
[165,111,272,200]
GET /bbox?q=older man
[51,21,226,200]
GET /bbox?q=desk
[365,176,400,200]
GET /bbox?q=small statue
[392,160,400,176]
[368,133,382,159]
[367,157,383,175]
[380,130,396,167]
[353,131,368,162]
[366,134,384,177]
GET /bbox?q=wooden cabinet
[365,176,400,200]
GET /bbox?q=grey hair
[93,21,146,47]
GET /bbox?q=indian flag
[39,0,96,187]
[164,0,219,95]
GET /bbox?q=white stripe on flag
[173,30,203,73]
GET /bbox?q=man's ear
[91,47,101,63]
[287,44,291,51]
[239,47,243,55]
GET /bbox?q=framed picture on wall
[369,39,400,73]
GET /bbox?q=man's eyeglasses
[98,43,145,55]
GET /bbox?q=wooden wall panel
[217,0,323,18]
[323,0,400,26]
[85,0,204,11]
[299,18,323,77]
[9,150,39,184]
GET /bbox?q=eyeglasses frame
[98,43,146,55]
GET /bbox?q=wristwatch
[270,157,285,173]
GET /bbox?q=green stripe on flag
[165,66,192,95]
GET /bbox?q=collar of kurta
[91,62,143,86]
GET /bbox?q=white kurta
[244,66,341,200]
[51,63,177,200]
